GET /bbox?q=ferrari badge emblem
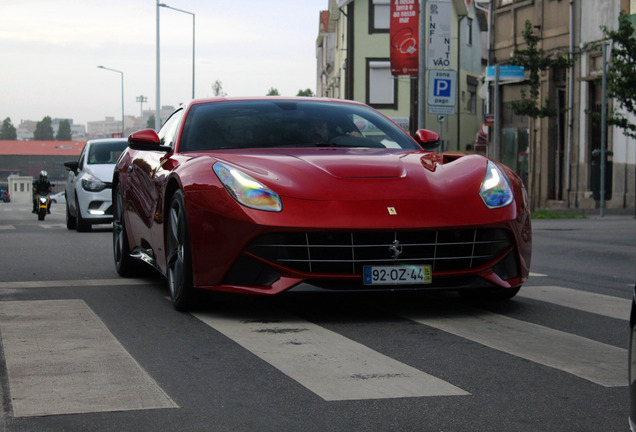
[387,207,397,215]
[388,240,403,259]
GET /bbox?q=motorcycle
[35,192,51,221]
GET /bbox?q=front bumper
[184,190,531,296]
[77,188,114,223]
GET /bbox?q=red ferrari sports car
[113,97,531,310]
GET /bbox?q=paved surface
[0,202,633,431]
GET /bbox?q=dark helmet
[39,170,48,180]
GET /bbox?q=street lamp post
[97,65,124,137]
[158,3,196,100]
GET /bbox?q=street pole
[156,0,161,130]
[158,3,196,99]
[600,42,608,218]
[418,0,427,130]
[97,66,124,137]
[493,64,500,161]
[136,95,148,119]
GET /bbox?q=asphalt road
[0,201,634,432]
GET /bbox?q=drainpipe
[566,0,574,207]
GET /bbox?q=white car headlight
[81,174,107,192]
[479,161,513,209]
[213,161,282,212]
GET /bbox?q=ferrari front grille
[247,229,513,275]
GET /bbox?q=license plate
[363,264,432,286]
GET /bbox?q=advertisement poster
[390,0,419,76]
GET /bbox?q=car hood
[84,164,116,183]
[212,148,488,201]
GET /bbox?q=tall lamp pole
[156,0,161,130]
[158,3,196,99]
[97,65,124,137]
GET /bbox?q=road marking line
[0,299,177,417]
[194,311,469,401]
[0,279,152,289]
[530,272,547,277]
[519,285,630,321]
[0,225,15,230]
[401,306,626,387]
[39,224,67,229]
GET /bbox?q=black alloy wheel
[113,184,141,276]
[166,190,195,311]
[66,199,76,230]
[75,197,91,232]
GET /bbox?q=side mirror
[128,129,172,153]
[414,129,441,150]
[63,160,79,174]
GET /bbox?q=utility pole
[136,95,148,119]
[418,0,427,130]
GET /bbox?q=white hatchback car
[64,138,128,232]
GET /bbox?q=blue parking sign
[428,70,456,109]
[434,79,451,97]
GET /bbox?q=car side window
[158,109,184,148]
[77,146,87,170]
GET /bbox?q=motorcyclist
[32,170,53,214]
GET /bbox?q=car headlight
[81,174,107,192]
[213,162,282,212]
[479,161,513,209]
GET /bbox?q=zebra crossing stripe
[519,285,630,321]
[193,311,470,401]
[0,300,177,417]
[401,305,626,387]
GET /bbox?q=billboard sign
[427,1,452,69]
[390,0,419,76]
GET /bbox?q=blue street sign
[485,65,525,82]
[428,70,456,109]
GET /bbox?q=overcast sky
[1,0,327,126]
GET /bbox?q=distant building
[71,123,87,139]
[0,140,85,184]
[87,117,122,138]
[17,120,36,140]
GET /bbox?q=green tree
[266,87,280,96]
[212,80,227,97]
[297,89,314,97]
[146,115,155,129]
[0,117,17,140]
[508,20,572,119]
[602,12,636,139]
[56,119,72,141]
[34,116,54,140]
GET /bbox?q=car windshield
[87,141,128,165]
[178,100,420,151]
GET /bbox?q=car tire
[166,190,195,311]
[113,184,142,277]
[75,198,91,232]
[458,286,521,301]
[66,200,77,230]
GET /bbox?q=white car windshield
[87,142,128,165]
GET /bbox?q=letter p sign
[434,79,451,97]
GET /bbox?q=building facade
[317,0,486,149]
[490,0,635,210]
[319,0,636,211]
